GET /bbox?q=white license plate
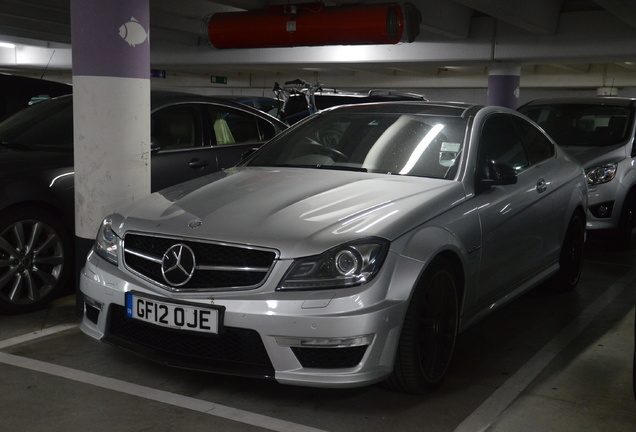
[125,293,220,334]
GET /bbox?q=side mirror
[150,136,160,152]
[480,160,518,187]
[240,147,260,161]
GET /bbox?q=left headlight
[94,218,119,265]
[278,238,390,291]
[586,163,617,185]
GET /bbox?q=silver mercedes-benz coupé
[80,102,587,394]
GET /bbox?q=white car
[519,97,636,247]
[80,102,587,394]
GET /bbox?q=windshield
[245,111,467,179]
[520,103,632,147]
[0,96,73,152]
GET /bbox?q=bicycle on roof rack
[273,79,333,125]
[272,79,428,125]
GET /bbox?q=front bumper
[586,180,627,231]
[79,249,408,388]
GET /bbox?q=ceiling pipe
[206,2,421,49]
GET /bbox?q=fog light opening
[276,334,374,348]
[84,295,103,311]
[83,295,103,324]
[590,201,614,219]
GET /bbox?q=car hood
[0,149,73,175]
[113,167,467,258]
[559,143,627,169]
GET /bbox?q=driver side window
[478,114,529,181]
[510,116,555,164]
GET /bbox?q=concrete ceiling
[1,0,636,90]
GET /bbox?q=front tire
[0,207,72,314]
[385,257,459,394]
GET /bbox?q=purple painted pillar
[487,63,521,109]
[70,0,151,298]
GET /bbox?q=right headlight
[277,238,390,291]
[94,218,119,265]
[586,163,617,185]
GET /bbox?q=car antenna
[40,49,56,80]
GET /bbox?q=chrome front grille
[123,233,277,291]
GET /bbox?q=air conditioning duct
[207,2,421,49]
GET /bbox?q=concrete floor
[1,241,635,432]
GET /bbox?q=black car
[229,96,280,118]
[0,73,72,121]
[0,91,287,314]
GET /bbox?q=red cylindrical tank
[207,3,406,49]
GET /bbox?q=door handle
[536,178,547,193]
[189,158,209,169]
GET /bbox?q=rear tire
[385,257,459,394]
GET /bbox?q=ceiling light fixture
[0,42,16,49]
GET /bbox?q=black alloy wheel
[386,256,460,394]
[0,207,72,314]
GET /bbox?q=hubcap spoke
[27,221,44,252]
[33,233,59,256]
[7,272,24,302]
[22,271,39,302]
[0,266,20,291]
[11,221,27,251]
[0,236,17,255]
[32,268,58,288]
[34,254,64,267]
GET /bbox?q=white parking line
[0,323,79,349]
[0,325,328,432]
[2,262,633,432]
[453,265,636,432]
[0,350,329,432]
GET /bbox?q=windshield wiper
[314,165,367,172]
[268,163,367,172]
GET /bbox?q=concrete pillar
[487,63,521,109]
[70,0,151,281]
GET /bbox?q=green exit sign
[211,75,227,84]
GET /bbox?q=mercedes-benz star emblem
[161,244,196,286]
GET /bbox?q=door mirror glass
[480,160,518,186]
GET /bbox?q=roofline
[521,96,636,108]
